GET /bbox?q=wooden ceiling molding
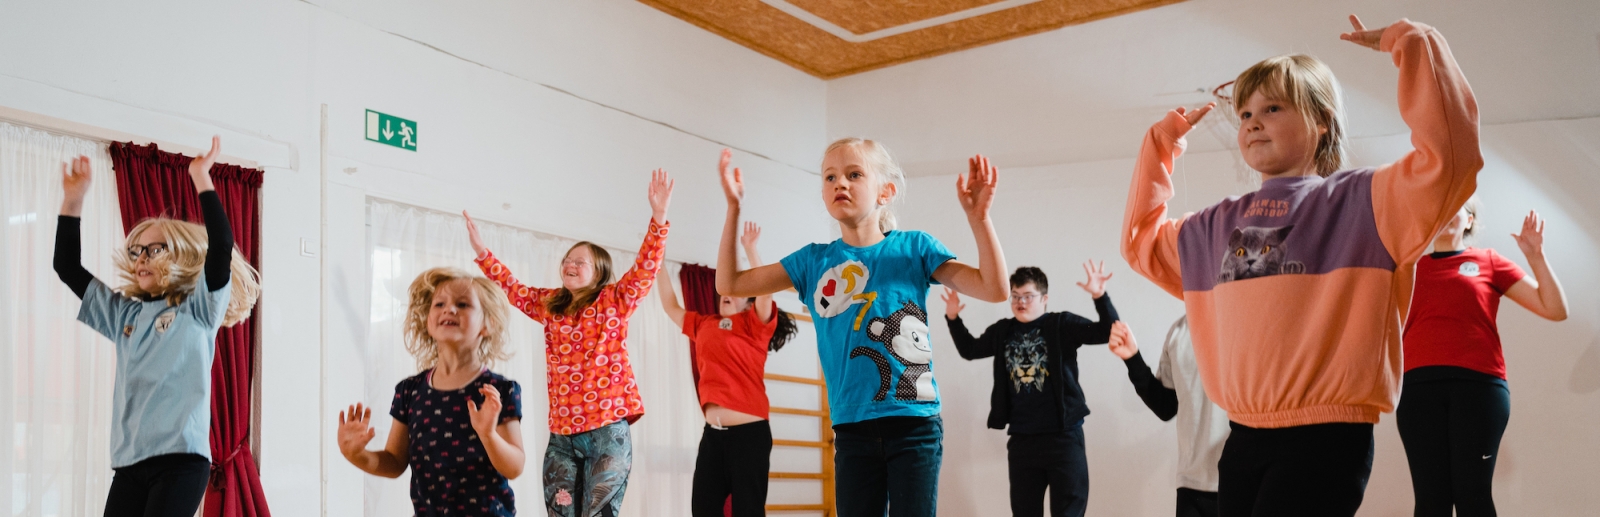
[639,0,1186,79]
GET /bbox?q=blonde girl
[467,169,674,517]
[337,267,526,516]
[54,137,261,517]
[715,144,1010,517]
[1121,15,1482,516]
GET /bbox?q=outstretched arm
[336,403,410,478]
[608,169,674,312]
[55,155,96,298]
[742,221,776,322]
[190,136,234,292]
[657,267,687,329]
[932,155,1009,303]
[716,149,794,297]
[467,211,554,321]
[942,287,1001,360]
[1121,105,1208,299]
[1504,211,1568,321]
[1108,322,1178,421]
[1069,260,1120,344]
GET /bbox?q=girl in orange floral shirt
[467,169,674,517]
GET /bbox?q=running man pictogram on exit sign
[365,109,417,151]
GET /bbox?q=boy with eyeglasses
[940,263,1118,517]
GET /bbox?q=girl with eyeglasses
[465,169,674,517]
[54,136,261,517]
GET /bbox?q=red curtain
[678,263,719,314]
[108,142,270,517]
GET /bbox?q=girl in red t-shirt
[1400,199,1568,516]
[658,221,797,517]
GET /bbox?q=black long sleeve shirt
[946,294,1118,433]
[55,190,234,298]
[1122,350,1179,421]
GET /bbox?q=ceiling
[637,0,1187,79]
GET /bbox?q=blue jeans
[833,415,943,517]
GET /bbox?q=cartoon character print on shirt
[1005,328,1049,394]
[1217,225,1305,283]
[153,311,177,333]
[850,302,936,401]
[812,260,878,330]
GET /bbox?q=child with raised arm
[714,144,1010,517]
[1398,201,1567,516]
[54,137,261,517]
[468,169,673,517]
[1120,15,1482,515]
[337,267,526,516]
[1106,318,1229,517]
[940,262,1119,517]
[657,221,799,517]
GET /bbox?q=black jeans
[691,421,773,517]
[833,415,943,517]
[1217,422,1374,517]
[1175,488,1218,517]
[1006,425,1088,517]
[104,453,210,517]
[1396,379,1511,517]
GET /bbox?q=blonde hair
[1461,195,1482,241]
[404,267,513,371]
[544,241,615,316]
[1233,54,1348,177]
[824,137,906,232]
[115,218,261,326]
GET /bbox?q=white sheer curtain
[0,121,120,517]
[365,199,701,517]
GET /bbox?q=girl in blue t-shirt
[54,137,262,517]
[711,143,1010,516]
[336,267,527,516]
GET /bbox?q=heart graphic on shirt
[823,279,837,297]
[812,260,870,318]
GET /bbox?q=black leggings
[691,421,772,517]
[104,454,210,517]
[1396,380,1511,517]
[1217,422,1374,517]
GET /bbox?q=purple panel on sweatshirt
[1177,168,1396,292]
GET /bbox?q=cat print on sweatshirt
[1218,225,1305,283]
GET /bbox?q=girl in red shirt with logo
[658,221,798,517]
[1401,199,1568,516]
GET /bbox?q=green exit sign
[365,109,417,151]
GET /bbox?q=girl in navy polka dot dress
[337,267,528,516]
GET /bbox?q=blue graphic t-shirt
[780,230,956,425]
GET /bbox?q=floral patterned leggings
[545,420,633,517]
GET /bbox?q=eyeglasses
[1010,293,1041,304]
[560,258,592,268]
[127,243,169,260]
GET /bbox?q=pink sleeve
[1370,20,1484,266]
[476,251,554,323]
[1121,110,1192,299]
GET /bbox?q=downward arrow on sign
[382,120,394,140]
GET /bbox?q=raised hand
[740,221,762,250]
[61,156,93,215]
[1177,102,1215,127]
[956,154,999,220]
[1075,260,1113,299]
[648,168,674,224]
[940,286,965,320]
[188,136,221,191]
[1511,210,1547,258]
[718,148,744,206]
[336,403,378,461]
[463,211,488,259]
[466,384,503,436]
[1107,321,1138,360]
[1339,15,1385,51]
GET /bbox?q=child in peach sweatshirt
[1121,15,1481,516]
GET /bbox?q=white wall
[901,119,1600,516]
[0,1,831,515]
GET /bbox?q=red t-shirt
[1403,248,1525,379]
[683,303,778,419]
